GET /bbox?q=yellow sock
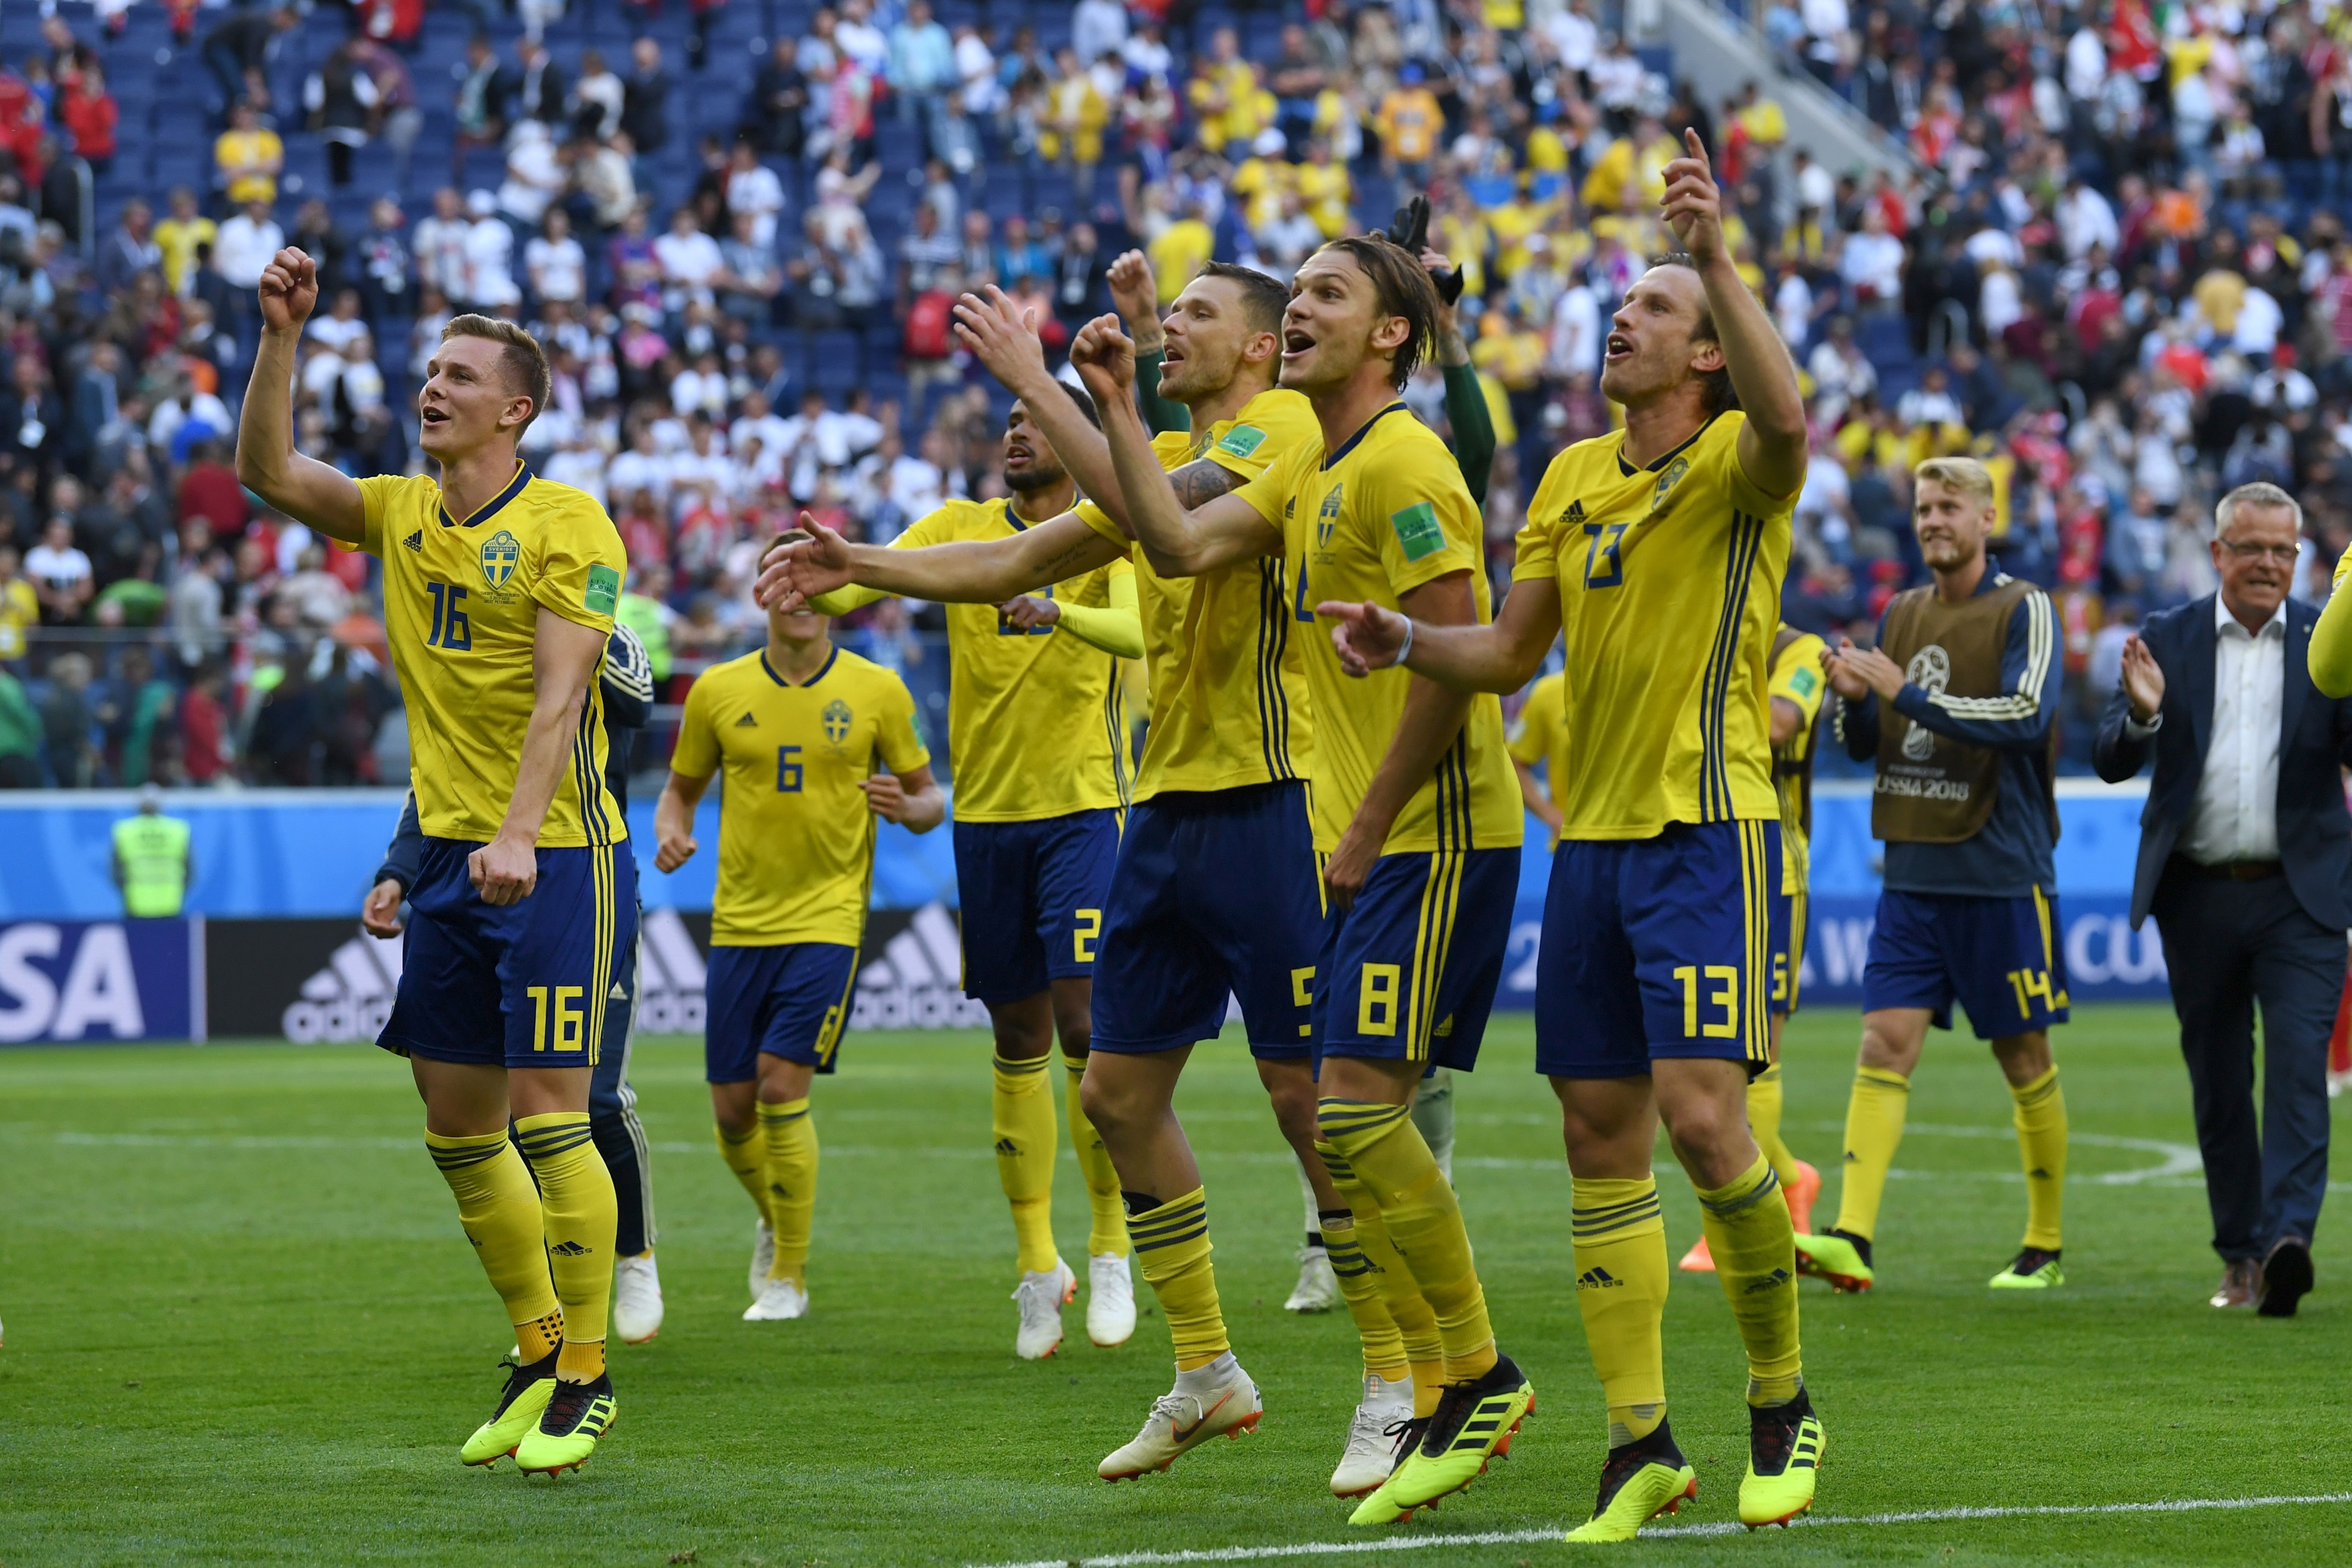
[714,1122,770,1225]
[2011,1065,2067,1250]
[1834,1066,1911,1241]
[425,1129,561,1350]
[1318,1206,1407,1379]
[1064,1054,1129,1258]
[1571,1175,1669,1445]
[1748,1064,1801,1190]
[1696,1154,1803,1407]
[1318,1098,1495,1384]
[991,1052,1059,1275]
[1129,1187,1226,1370]
[1320,1138,1445,1403]
[759,1098,818,1285]
[513,1112,616,1377]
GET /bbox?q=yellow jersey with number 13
[1512,411,1794,841]
[671,646,930,946]
[1236,403,1522,855]
[1075,386,1320,800]
[353,465,628,847]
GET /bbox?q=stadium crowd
[6,0,2352,788]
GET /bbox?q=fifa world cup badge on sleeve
[585,564,621,616]
[1390,501,1445,561]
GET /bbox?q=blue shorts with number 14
[1534,819,1783,1079]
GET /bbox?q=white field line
[969,1492,2352,1568]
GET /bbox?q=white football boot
[1284,1243,1340,1312]
[1014,1258,1076,1359]
[1087,1252,1136,1347]
[1098,1353,1263,1479]
[743,1276,809,1321]
[1330,1370,1415,1496]
[749,1218,776,1301]
[611,1253,664,1345]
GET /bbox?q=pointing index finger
[1684,127,1708,167]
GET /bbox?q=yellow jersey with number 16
[1236,403,1522,855]
[1512,411,1794,841]
[1075,386,1320,800]
[353,465,628,847]
[671,645,930,946]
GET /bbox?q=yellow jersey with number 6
[1512,411,1793,841]
[671,645,930,946]
[1236,402,1522,855]
[353,464,628,847]
[1075,387,1320,800]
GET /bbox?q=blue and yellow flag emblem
[822,700,852,743]
[480,529,520,588]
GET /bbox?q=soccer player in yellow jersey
[1506,669,1568,845]
[236,250,633,1474]
[804,388,1143,1360]
[1068,234,1533,1526]
[761,267,1448,1497]
[653,598,942,1322]
[1681,624,1829,1273]
[1318,135,1827,1539]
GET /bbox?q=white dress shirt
[2171,596,2287,863]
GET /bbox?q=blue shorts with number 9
[380,835,638,1069]
[1533,820,1782,1080]
[1860,886,2070,1040]
[1314,847,1516,1073]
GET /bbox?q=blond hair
[441,313,551,431]
[1914,455,1995,508]
[2214,480,2303,538]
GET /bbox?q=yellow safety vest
[114,814,191,917]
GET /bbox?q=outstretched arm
[760,509,1127,610]
[234,248,366,542]
[953,286,1125,509]
[1660,131,1806,499]
[1070,315,1280,577]
[1319,575,1563,694]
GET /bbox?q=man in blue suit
[2094,482,2352,1318]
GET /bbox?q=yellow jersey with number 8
[671,646,930,946]
[353,465,628,847]
[1511,411,1793,840]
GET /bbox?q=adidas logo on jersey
[403,530,424,552]
[735,712,759,727]
[549,1240,592,1257]
[1576,1267,1622,1290]
[1560,499,1584,525]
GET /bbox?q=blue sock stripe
[1698,1167,1782,1219]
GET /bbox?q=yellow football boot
[514,1373,618,1475]
[1738,1394,1824,1529]
[459,1351,557,1467]
[1565,1421,1698,1543]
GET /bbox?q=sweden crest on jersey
[1317,484,1345,546]
[822,699,852,745]
[480,528,521,597]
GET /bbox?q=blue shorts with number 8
[1533,819,1783,1080]
[1313,847,1517,1073]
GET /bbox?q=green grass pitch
[3,1004,2348,1566]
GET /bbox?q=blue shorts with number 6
[704,942,861,1081]
[1861,886,2070,1040]
[1314,847,1516,1073]
[1534,819,1782,1080]
[952,808,1121,1004]
[1090,782,1322,1059]
[380,836,637,1069]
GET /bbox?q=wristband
[1394,616,1414,670]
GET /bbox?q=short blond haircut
[1914,455,1995,509]
[2214,480,2303,538]
[441,313,550,430]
